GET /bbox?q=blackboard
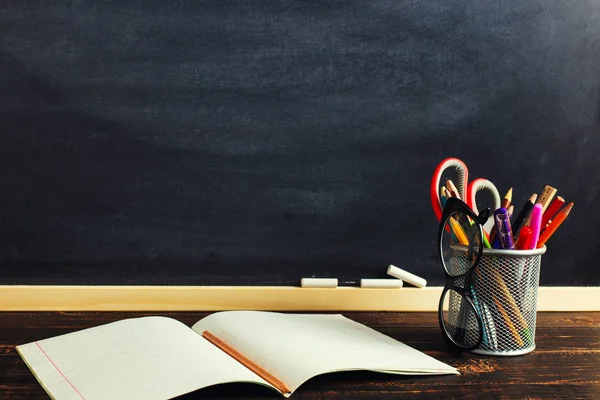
[1,0,599,286]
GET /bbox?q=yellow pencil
[441,186,450,203]
[449,217,469,245]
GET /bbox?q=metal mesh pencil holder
[448,246,546,356]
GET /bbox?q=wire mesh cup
[443,245,546,356]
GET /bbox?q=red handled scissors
[430,158,501,234]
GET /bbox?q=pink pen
[528,204,543,249]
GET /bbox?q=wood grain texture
[1,312,599,399]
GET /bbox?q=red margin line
[35,341,86,400]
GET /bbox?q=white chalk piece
[360,279,403,288]
[386,265,427,288]
[300,278,338,288]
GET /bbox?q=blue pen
[471,287,498,351]
[493,208,515,249]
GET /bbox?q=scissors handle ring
[430,158,468,221]
[467,178,502,233]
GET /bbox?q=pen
[515,226,533,250]
[481,302,498,350]
[470,287,498,350]
[488,190,511,248]
[493,208,515,249]
[540,196,565,230]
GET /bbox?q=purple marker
[493,208,515,249]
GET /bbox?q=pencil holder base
[445,246,546,356]
[471,345,535,357]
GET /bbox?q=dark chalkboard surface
[1,1,599,285]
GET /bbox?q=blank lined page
[192,311,458,394]
[17,316,273,400]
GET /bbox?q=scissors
[430,157,501,234]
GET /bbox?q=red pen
[541,196,565,229]
[515,227,533,250]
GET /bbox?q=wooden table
[1,312,598,399]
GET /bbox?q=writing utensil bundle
[432,159,573,354]
[441,182,573,250]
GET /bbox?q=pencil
[440,187,448,208]
[475,268,529,334]
[501,187,513,209]
[203,331,291,394]
[537,202,573,248]
[446,179,461,200]
[449,216,469,245]
[483,230,492,249]
[492,295,525,347]
[513,193,537,235]
[488,268,529,332]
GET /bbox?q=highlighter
[528,204,543,249]
[493,208,515,249]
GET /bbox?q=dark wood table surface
[1,311,598,399]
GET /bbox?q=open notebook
[17,311,458,399]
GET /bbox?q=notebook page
[192,311,458,395]
[17,316,275,400]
